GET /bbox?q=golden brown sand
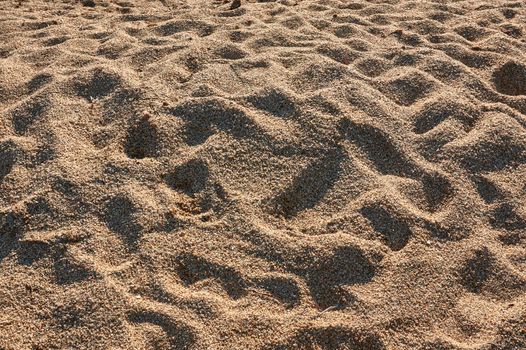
[1,0,526,349]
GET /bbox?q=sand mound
[1,0,525,349]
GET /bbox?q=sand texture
[1,0,526,349]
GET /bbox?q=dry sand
[1,0,526,349]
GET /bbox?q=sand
[0,0,525,349]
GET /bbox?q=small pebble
[230,0,241,10]
[81,0,96,7]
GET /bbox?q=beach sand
[0,0,525,348]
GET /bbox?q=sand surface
[1,0,526,349]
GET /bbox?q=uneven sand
[1,0,526,349]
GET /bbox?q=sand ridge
[0,0,525,349]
